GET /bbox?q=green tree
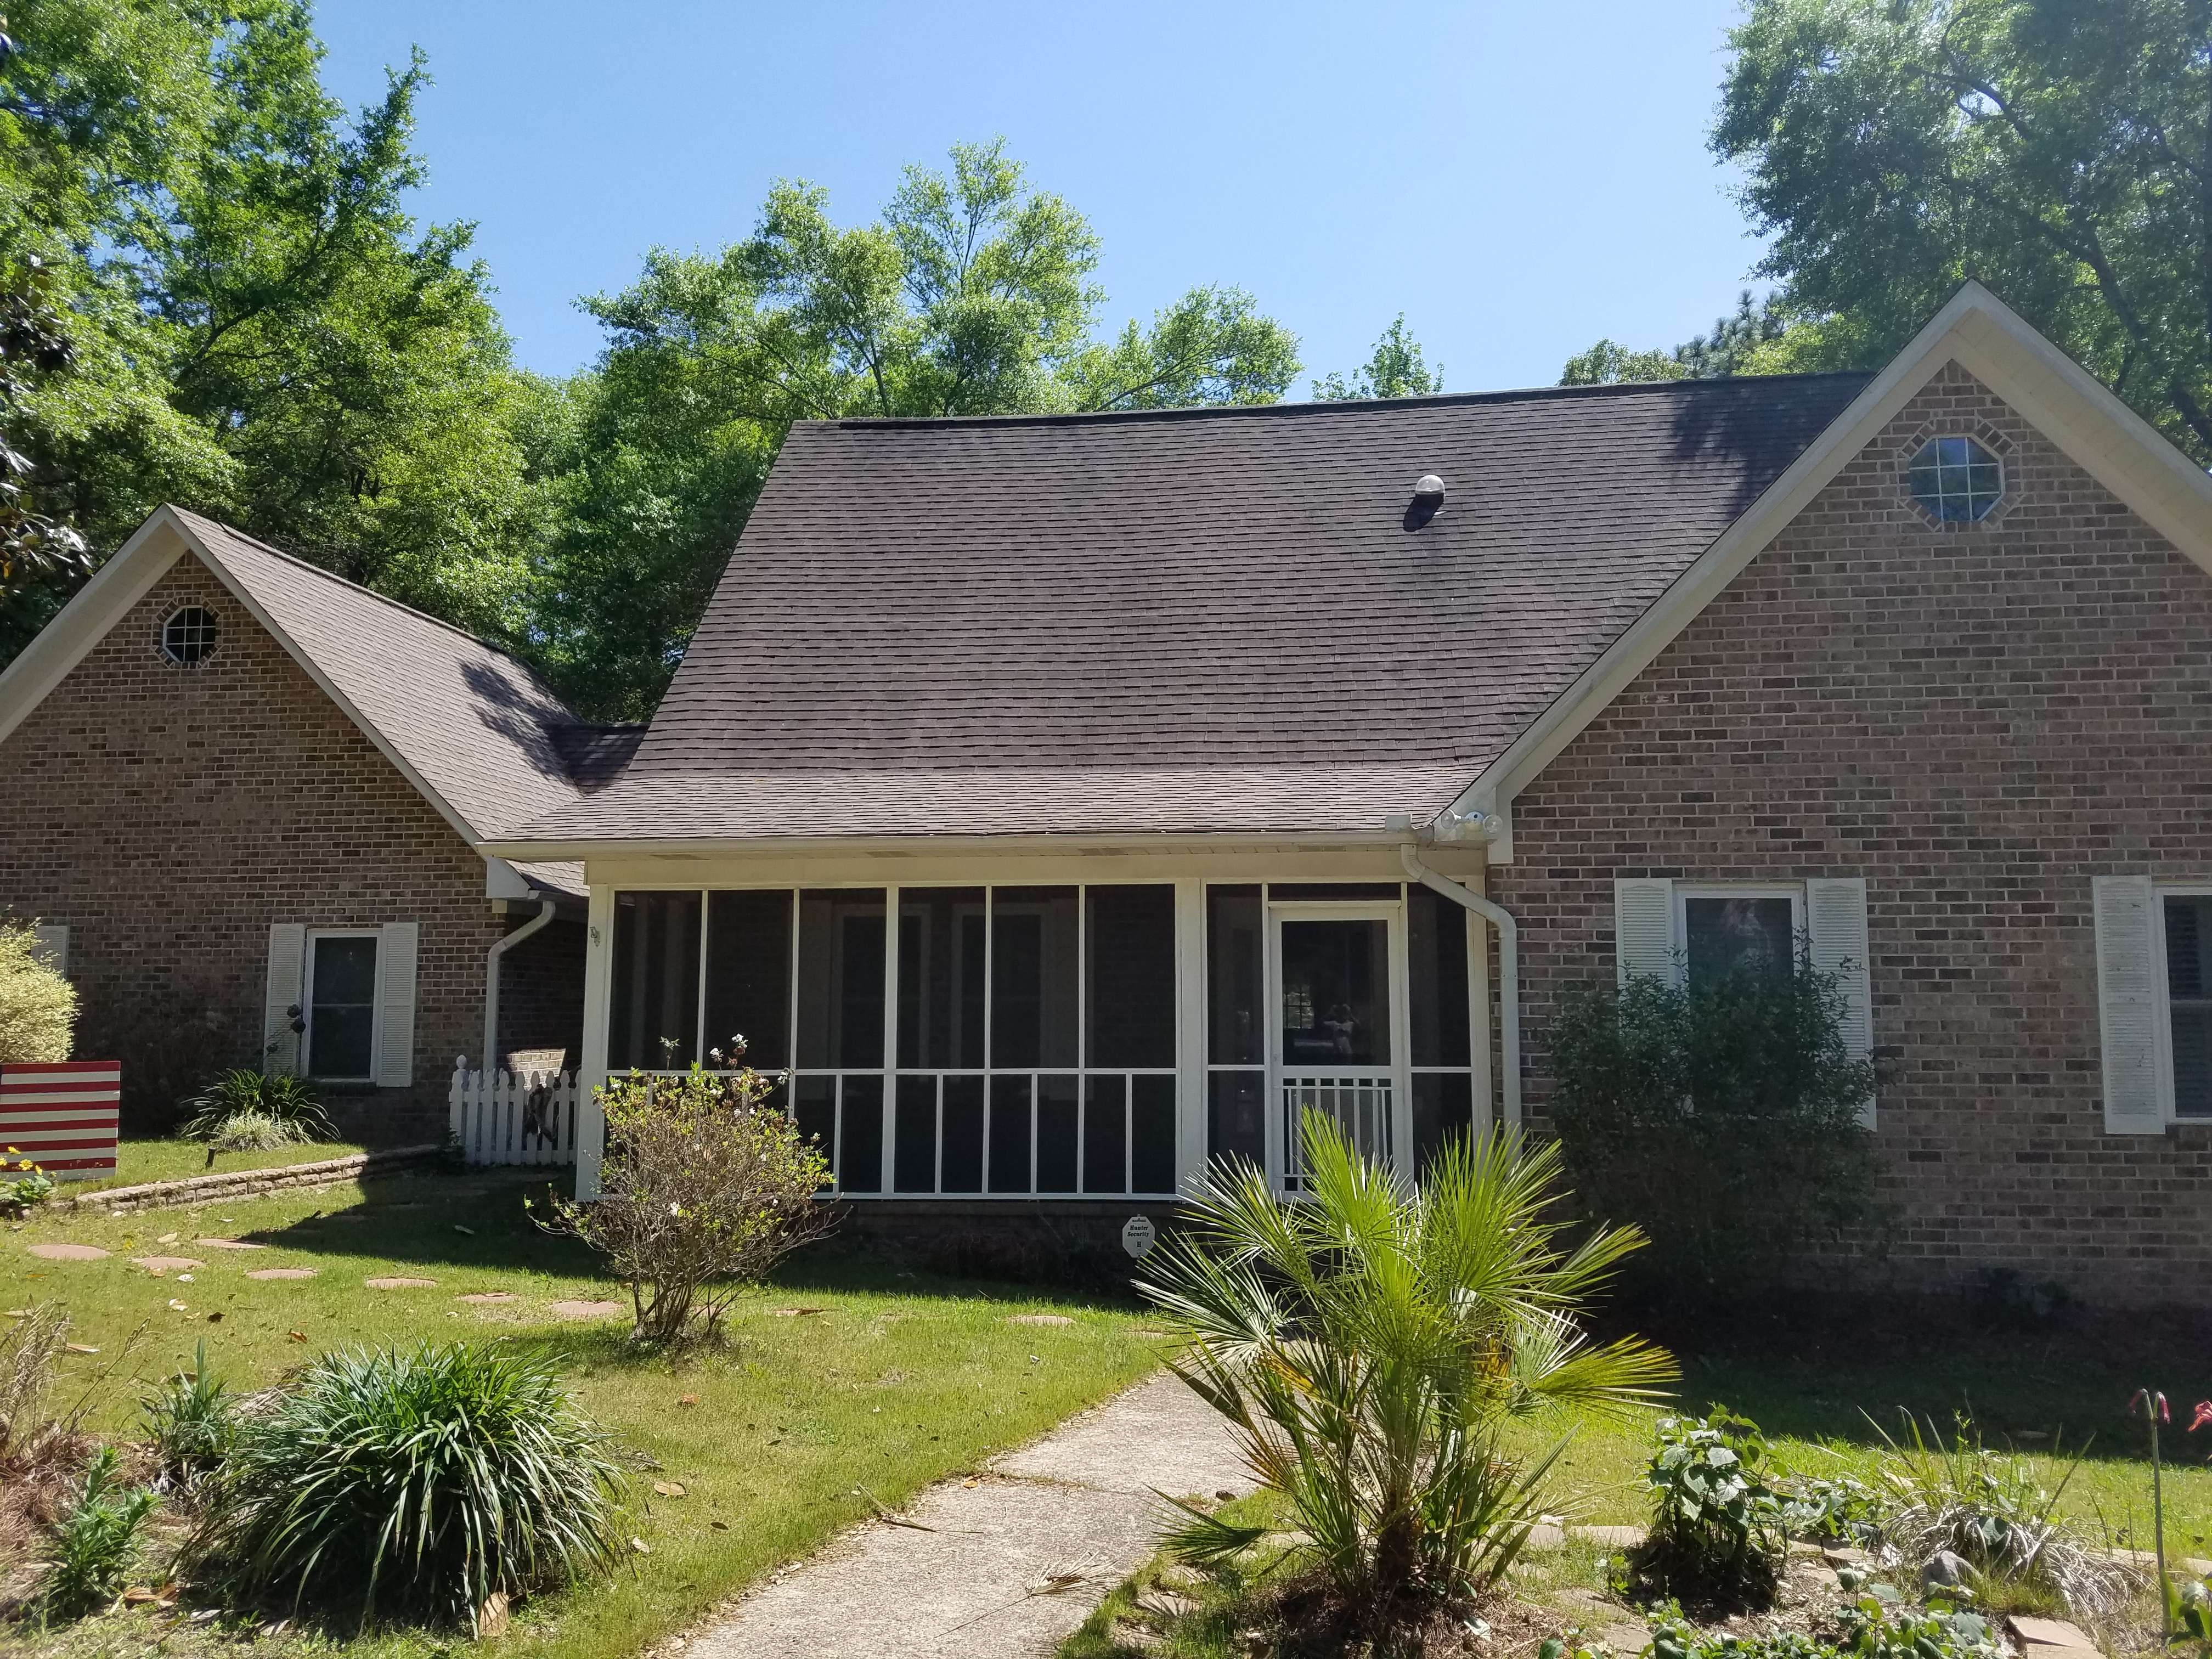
[536,139,1300,718]
[1313,313,1443,399]
[1712,0,2212,459]
[1558,291,1787,385]
[0,1,538,662]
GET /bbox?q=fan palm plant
[1137,1112,1677,1625]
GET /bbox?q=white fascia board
[479,828,1429,862]
[0,506,191,747]
[1446,281,2212,831]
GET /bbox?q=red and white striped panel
[0,1062,120,1179]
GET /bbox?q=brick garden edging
[46,1144,445,1216]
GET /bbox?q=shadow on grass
[232,1169,1149,1317]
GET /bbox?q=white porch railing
[448,1059,580,1166]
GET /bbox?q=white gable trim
[1442,281,2212,851]
[0,504,483,847]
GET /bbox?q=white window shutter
[30,924,67,977]
[1806,878,1875,1126]
[376,922,419,1087]
[1614,879,1675,986]
[2094,874,2167,1134]
[263,923,306,1076]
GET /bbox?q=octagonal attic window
[1909,435,2003,522]
[160,606,218,665]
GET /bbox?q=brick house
[484,282,2212,1297]
[0,507,635,1138]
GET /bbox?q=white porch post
[1173,878,1206,1194]
[575,882,614,1199]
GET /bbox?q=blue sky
[313,1,1770,397]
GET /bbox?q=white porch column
[1173,878,1206,1194]
[575,882,614,1199]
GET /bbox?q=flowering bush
[534,1046,836,1344]
[0,1147,54,1217]
[0,920,74,1064]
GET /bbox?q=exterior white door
[1266,900,1410,1192]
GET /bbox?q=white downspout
[1400,843,1521,1126]
[483,898,557,1075]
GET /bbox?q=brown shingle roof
[518,373,1872,843]
[174,509,599,841]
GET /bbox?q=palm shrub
[179,1343,625,1631]
[0,919,74,1064]
[1137,1113,1677,1629]
[535,1057,836,1345]
[1546,954,1883,1296]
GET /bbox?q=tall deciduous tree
[535,140,1300,718]
[1712,0,2212,459]
[1313,314,1443,400]
[0,1,538,662]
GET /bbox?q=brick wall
[1498,362,2212,1301]
[0,551,537,1141]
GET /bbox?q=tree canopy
[1562,0,2212,462]
[1312,314,1443,400]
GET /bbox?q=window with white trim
[306,931,380,1080]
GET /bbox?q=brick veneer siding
[0,551,558,1141]
[1497,362,2212,1302]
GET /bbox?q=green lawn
[53,1138,373,1195]
[3,1166,1161,1659]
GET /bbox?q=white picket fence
[448,1059,580,1166]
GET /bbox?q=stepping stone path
[195,1239,267,1250]
[365,1277,437,1290]
[245,1267,316,1280]
[27,1243,107,1261]
[132,1257,204,1272]
[686,1370,1251,1659]
[458,1292,515,1304]
[1008,1314,1074,1327]
[547,1299,622,1319]
[2008,1617,2100,1657]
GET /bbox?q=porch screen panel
[941,1076,985,1191]
[894,1076,936,1192]
[898,888,984,1068]
[989,1075,1032,1192]
[608,891,702,1071]
[797,890,887,1068]
[1412,1074,1473,1180]
[1130,1076,1176,1195]
[1037,1075,1079,1191]
[1207,887,1263,1065]
[1085,1075,1127,1193]
[991,888,1079,1066]
[1407,887,1471,1067]
[839,1075,884,1193]
[1207,1070,1265,1168]
[704,890,793,1068]
[1087,885,1176,1066]
[793,1076,836,1167]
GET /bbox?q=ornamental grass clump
[179,1343,625,1632]
[180,1070,332,1157]
[1137,1113,1677,1638]
[535,1050,836,1345]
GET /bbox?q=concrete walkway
[684,1370,1252,1659]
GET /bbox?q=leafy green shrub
[1867,1412,2130,1615]
[535,1060,835,1345]
[181,1070,332,1154]
[0,919,74,1064]
[1137,1113,1676,1633]
[141,1340,234,1486]
[1,1148,56,1217]
[180,1343,624,1630]
[1640,1409,1791,1601]
[1545,953,1884,1295]
[37,1447,160,1618]
[1644,1592,1998,1659]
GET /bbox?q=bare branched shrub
[535,1058,837,1345]
[0,921,74,1064]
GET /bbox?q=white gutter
[1400,843,1521,1126]
[482,898,557,1074]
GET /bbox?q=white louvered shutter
[375,922,419,1087]
[2094,875,2167,1135]
[1614,879,1676,986]
[1806,878,1875,1126]
[263,923,306,1076]
[30,924,67,977]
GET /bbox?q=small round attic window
[1908,435,2003,522]
[160,606,218,665]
